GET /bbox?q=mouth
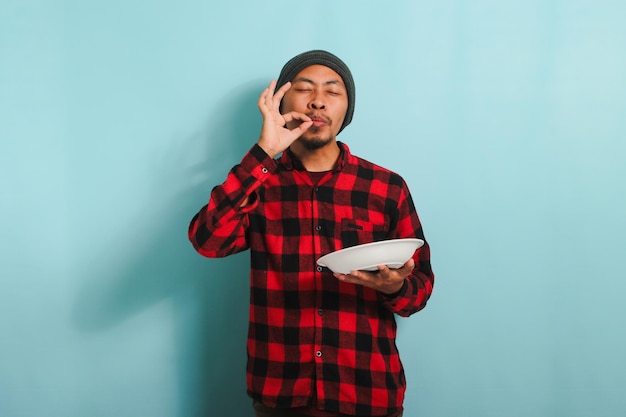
[308,114,330,128]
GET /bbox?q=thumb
[402,258,415,273]
[289,120,313,136]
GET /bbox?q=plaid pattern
[189,142,434,416]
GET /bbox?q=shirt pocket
[340,218,388,249]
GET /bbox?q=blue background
[2,1,625,416]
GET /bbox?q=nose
[308,93,325,110]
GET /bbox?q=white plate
[317,238,424,274]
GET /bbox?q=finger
[378,258,414,273]
[399,258,416,275]
[258,86,270,111]
[282,111,312,136]
[258,81,276,109]
[289,120,313,136]
[347,270,374,285]
[258,80,276,110]
[271,81,291,110]
[334,272,359,285]
[282,111,311,124]
[340,270,382,292]
[377,259,414,281]
[266,80,279,107]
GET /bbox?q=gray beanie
[275,50,355,134]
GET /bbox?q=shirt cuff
[382,279,408,300]
[239,143,278,180]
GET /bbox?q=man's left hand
[333,258,415,295]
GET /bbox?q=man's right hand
[257,80,313,158]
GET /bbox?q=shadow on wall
[72,80,267,417]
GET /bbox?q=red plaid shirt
[189,142,434,416]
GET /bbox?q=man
[188,50,434,417]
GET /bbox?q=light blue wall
[2,1,625,416]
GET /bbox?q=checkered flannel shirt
[189,142,434,416]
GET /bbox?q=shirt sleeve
[188,144,275,258]
[379,180,435,317]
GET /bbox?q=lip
[309,115,330,127]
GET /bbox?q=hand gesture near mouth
[257,80,313,158]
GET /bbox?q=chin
[298,135,334,151]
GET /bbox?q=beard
[297,134,334,151]
[296,121,335,150]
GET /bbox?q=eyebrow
[291,77,344,87]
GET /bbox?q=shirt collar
[279,141,351,172]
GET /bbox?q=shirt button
[316,350,322,358]
[315,225,322,231]
[316,266,323,272]
[261,167,268,174]
[318,309,324,316]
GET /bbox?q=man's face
[281,64,349,150]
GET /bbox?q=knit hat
[275,50,355,134]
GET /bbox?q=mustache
[306,112,331,124]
